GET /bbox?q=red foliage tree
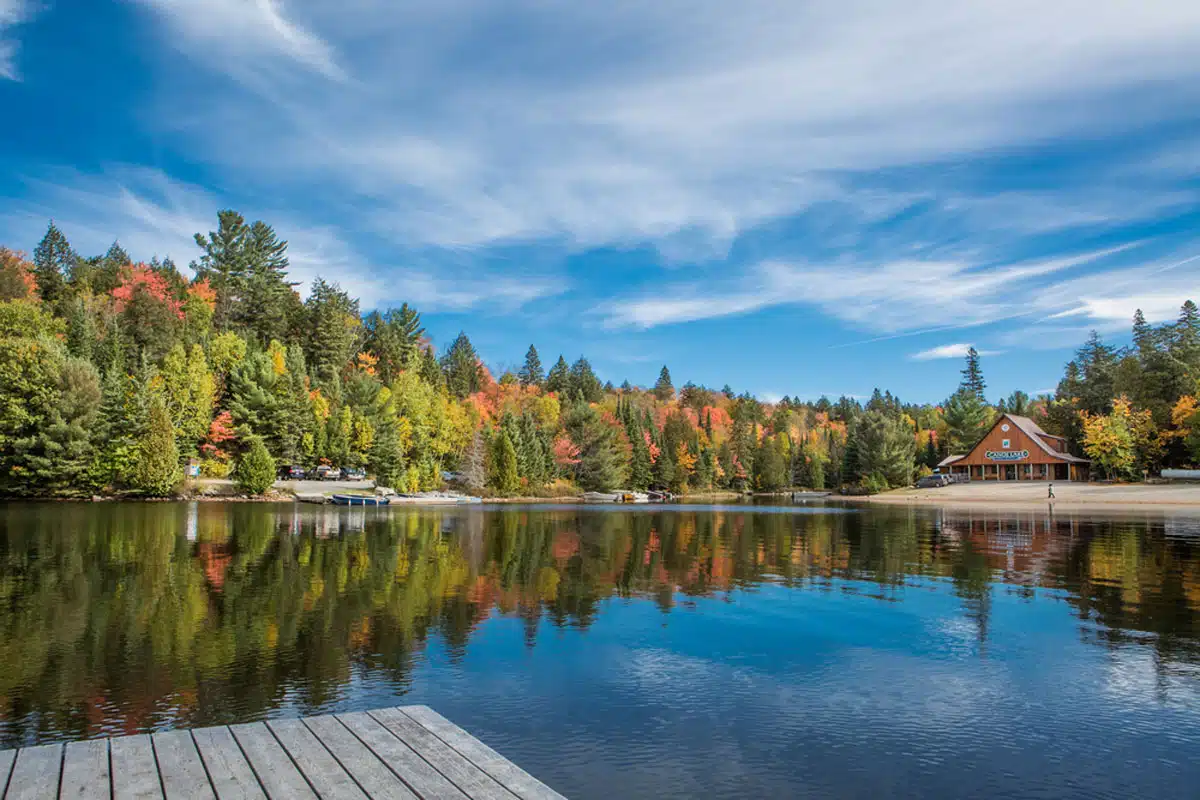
[112,264,184,319]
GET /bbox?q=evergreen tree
[1074,331,1118,415]
[545,355,570,394]
[754,435,788,491]
[563,401,627,491]
[654,365,675,401]
[234,438,276,495]
[440,331,481,399]
[960,347,987,401]
[1004,390,1030,416]
[32,221,74,310]
[923,435,939,469]
[490,429,520,495]
[304,279,360,392]
[519,345,544,387]
[944,388,992,454]
[363,304,424,383]
[418,346,443,388]
[855,410,916,488]
[130,395,180,496]
[569,357,603,403]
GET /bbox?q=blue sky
[1,1,1198,404]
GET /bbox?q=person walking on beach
[1048,483,1055,499]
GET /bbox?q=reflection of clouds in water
[1101,646,1200,713]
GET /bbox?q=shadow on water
[1,501,1198,797]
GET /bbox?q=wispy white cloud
[604,245,1137,333]
[127,0,1200,255]
[2,166,561,312]
[0,0,32,80]
[133,0,343,80]
[910,344,1002,361]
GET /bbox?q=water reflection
[0,502,1198,753]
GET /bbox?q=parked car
[311,465,341,481]
[342,467,367,481]
[916,474,953,488]
[277,464,307,480]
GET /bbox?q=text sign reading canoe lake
[986,449,1030,461]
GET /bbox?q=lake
[1,501,1198,798]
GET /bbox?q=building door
[1004,464,1016,481]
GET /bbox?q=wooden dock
[0,705,565,800]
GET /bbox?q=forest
[0,211,1198,497]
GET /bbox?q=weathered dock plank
[152,730,214,800]
[109,734,162,800]
[400,707,566,800]
[228,723,316,800]
[5,742,63,800]
[192,726,264,800]
[336,712,468,800]
[266,719,366,800]
[300,717,416,800]
[368,709,515,800]
[1,706,564,800]
[60,739,110,799]
[0,749,15,795]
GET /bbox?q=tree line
[0,212,1197,496]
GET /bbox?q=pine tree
[490,429,520,495]
[131,395,180,496]
[545,355,570,394]
[1132,309,1153,355]
[569,357,602,403]
[519,345,544,387]
[959,347,986,401]
[654,366,675,401]
[234,438,276,495]
[944,388,992,454]
[32,221,74,310]
[440,331,481,399]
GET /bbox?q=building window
[1002,439,1010,449]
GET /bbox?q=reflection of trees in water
[0,503,1198,746]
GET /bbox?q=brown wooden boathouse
[939,413,1090,482]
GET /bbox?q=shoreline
[850,481,1200,513]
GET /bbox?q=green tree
[303,279,360,392]
[131,395,181,496]
[234,438,277,495]
[489,429,520,495]
[545,355,570,394]
[654,365,675,402]
[944,388,992,454]
[519,345,544,387]
[363,304,424,384]
[960,347,987,401]
[440,332,481,399]
[161,343,217,456]
[754,435,788,491]
[855,410,917,488]
[569,357,603,403]
[32,221,75,310]
[562,401,628,491]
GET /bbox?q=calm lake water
[1,501,1198,798]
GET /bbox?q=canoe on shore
[330,494,390,506]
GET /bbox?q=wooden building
[939,413,1090,482]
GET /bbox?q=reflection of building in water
[298,506,370,538]
[186,501,198,542]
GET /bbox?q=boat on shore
[330,494,390,506]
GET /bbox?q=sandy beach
[858,481,1200,511]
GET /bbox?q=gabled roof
[994,414,1090,463]
[938,454,965,467]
